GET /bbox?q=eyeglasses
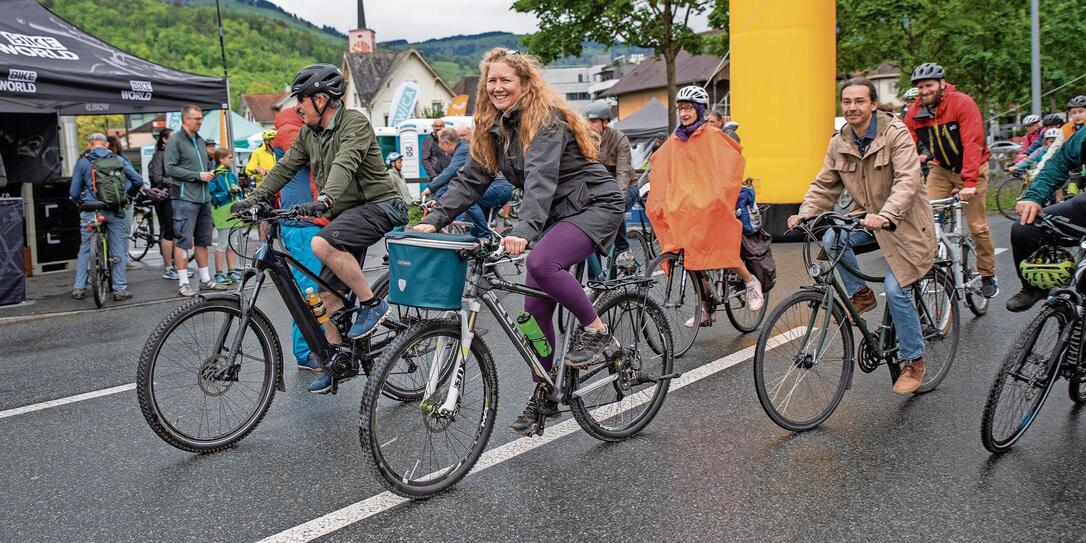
[675,104,696,112]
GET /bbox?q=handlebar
[799,211,896,233]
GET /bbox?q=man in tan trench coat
[788,78,936,394]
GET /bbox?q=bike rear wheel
[721,270,768,333]
[645,252,702,357]
[958,241,989,316]
[128,211,154,261]
[628,230,653,276]
[912,267,959,393]
[137,297,281,453]
[994,174,1025,221]
[981,304,1070,452]
[90,232,109,308]
[754,289,853,432]
[359,319,497,499]
[568,289,673,441]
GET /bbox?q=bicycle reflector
[1020,246,1075,290]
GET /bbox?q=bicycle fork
[423,299,481,417]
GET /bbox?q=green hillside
[39,0,344,107]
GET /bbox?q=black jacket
[421,133,451,177]
[424,108,624,250]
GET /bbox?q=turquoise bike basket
[385,231,477,310]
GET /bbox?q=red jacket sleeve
[954,94,987,186]
[903,105,920,144]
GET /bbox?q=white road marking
[995,248,1007,255]
[255,329,801,543]
[0,383,135,420]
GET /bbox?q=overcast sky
[268,0,710,43]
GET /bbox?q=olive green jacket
[249,107,399,218]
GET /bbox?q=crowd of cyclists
[133,42,1086,482]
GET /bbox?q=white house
[343,48,455,128]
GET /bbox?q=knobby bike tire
[568,289,674,441]
[359,318,498,499]
[90,232,108,308]
[753,288,853,432]
[980,303,1071,452]
[137,296,282,453]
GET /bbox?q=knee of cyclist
[310,236,330,257]
[524,250,556,278]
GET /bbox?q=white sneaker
[745,278,764,311]
[178,284,198,297]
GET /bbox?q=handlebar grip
[883,220,897,232]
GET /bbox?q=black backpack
[87,153,129,208]
[740,229,776,293]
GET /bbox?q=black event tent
[0,0,228,115]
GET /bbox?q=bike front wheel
[137,296,281,453]
[359,319,498,499]
[645,252,702,357]
[90,232,109,308]
[980,304,1070,452]
[568,288,674,441]
[128,211,153,261]
[754,289,853,432]
[994,174,1025,221]
[957,241,989,316]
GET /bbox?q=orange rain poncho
[646,125,745,270]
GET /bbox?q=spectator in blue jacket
[69,133,143,301]
[423,127,511,237]
[422,127,468,199]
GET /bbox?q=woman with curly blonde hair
[415,47,625,436]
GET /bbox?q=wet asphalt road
[3,217,1086,542]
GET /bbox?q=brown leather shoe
[893,358,926,394]
[851,288,877,315]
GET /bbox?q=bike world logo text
[122,80,153,101]
[1,69,38,94]
[0,32,78,60]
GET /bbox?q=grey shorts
[315,202,397,294]
[172,200,213,250]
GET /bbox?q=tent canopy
[0,0,228,115]
[612,98,668,140]
[200,110,264,151]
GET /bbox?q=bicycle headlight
[808,262,828,279]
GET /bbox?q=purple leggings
[524,222,599,372]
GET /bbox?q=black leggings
[1010,193,1086,288]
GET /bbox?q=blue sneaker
[307,373,334,394]
[297,354,322,372]
[347,297,390,339]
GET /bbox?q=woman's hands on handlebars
[410,223,529,255]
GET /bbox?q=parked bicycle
[127,194,159,262]
[80,201,115,308]
[980,214,1086,452]
[753,212,959,432]
[136,203,413,453]
[359,233,675,499]
[930,195,990,316]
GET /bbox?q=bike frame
[930,197,980,298]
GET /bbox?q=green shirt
[1025,126,1086,204]
[250,107,399,218]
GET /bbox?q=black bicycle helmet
[1068,95,1086,109]
[584,101,612,121]
[911,62,946,83]
[291,64,345,98]
[1043,113,1065,127]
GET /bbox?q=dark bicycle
[753,212,959,432]
[127,194,160,262]
[981,214,1086,452]
[80,201,115,308]
[136,203,415,453]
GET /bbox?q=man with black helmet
[904,62,999,298]
[585,101,638,267]
[235,64,407,394]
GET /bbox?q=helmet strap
[310,95,331,128]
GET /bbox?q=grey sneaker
[201,280,229,291]
[162,266,179,280]
[178,284,198,297]
[566,327,621,369]
[112,290,133,301]
[71,288,85,300]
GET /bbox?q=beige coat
[800,110,935,286]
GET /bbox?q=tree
[513,0,712,131]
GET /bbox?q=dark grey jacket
[423,108,624,251]
[163,129,211,204]
[421,133,450,177]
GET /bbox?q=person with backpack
[69,132,143,301]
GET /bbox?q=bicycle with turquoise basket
[359,232,675,499]
[753,212,959,432]
[136,202,421,453]
[980,214,1086,452]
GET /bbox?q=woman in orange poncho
[647,85,763,327]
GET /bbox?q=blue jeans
[74,209,128,291]
[282,224,322,364]
[822,228,924,360]
[613,185,638,252]
[460,183,513,238]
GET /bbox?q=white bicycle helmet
[1044,128,1062,139]
[676,85,709,105]
[903,87,920,100]
[1022,114,1041,126]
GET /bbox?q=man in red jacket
[904,63,998,298]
